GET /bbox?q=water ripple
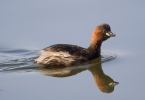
[0,48,117,72]
[0,48,39,72]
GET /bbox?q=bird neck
[88,61,107,90]
[86,28,103,59]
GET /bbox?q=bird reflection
[38,57,119,93]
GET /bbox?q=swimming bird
[34,23,116,67]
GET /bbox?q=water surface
[0,0,145,100]
[0,48,118,100]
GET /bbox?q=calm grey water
[0,0,145,100]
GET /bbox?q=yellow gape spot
[106,33,110,36]
[109,82,113,86]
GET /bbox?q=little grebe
[34,23,116,67]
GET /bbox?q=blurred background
[0,0,144,51]
[0,0,145,100]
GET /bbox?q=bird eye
[106,85,109,88]
[103,30,106,34]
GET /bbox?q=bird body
[34,23,116,67]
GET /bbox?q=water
[0,49,118,99]
[0,48,116,72]
[0,49,37,72]
[1,0,145,100]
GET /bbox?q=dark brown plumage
[34,23,116,67]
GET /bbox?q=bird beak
[106,31,116,37]
[109,82,119,87]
